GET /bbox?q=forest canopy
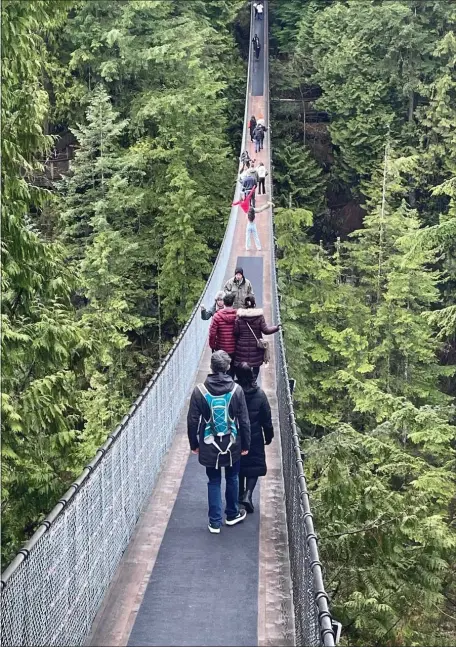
[1,0,247,566]
[270,1,455,645]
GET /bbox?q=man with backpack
[253,123,267,153]
[187,350,251,534]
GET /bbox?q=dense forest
[1,0,249,565]
[2,1,455,645]
[270,1,455,645]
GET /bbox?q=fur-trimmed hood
[236,308,264,318]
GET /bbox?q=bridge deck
[86,9,294,647]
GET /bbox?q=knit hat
[215,290,224,300]
[234,267,244,277]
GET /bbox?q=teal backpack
[197,384,239,468]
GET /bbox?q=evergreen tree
[1,0,85,565]
[274,140,326,214]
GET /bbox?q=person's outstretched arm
[260,315,280,335]
[253,201,274,214]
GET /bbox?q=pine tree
[1,0,85,566]
[274,140,326,213]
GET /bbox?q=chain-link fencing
[1,21,253,647]
[263,2,335,644]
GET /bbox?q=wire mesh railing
[1,3,336,646]
[0,15,254,647]
[263,2,335,645]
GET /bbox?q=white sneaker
[225,509,247,526]
[208,523,221,534]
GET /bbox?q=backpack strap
[197,383,209,397]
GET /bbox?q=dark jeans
[206,460,240,527]
[258,177,265,194]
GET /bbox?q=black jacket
[239,384,273,477]
[187,373,251,468]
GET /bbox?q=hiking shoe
[226,509,247,526]
[208,523,221,534]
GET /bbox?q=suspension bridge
[1,4,336,646]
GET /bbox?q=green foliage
[276,153,456,643]
[1,0,86,564]
[2,0,245,567]
[273,140,326,214]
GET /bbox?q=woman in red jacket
[233,295,280,378]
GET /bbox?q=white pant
[246,222,261,250]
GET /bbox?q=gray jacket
[224,276,254,310]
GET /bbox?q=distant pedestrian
[240,150,253,173]
[234,295,280,378]
[236,362,273,514]
[253,123,267,153]
[224,267,254,310]
[256,2,263,20]
[201,291,224,321]
[209,293,237,376]
[255,162,268,194]
[249,115,257,142]
[252,34,260,60]
[187,350,250,534]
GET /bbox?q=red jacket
[232,186,256,213]
[209,308,237,354]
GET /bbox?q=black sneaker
[226,509,247,526]
[208,523,221,534]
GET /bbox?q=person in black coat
[236,362,274,514]
[187,351,251,533]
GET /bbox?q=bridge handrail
[0,9,254,647]
[263,2,335,645]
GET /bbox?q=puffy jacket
[187,373,251,468]
[234,308,279,367]
[209,307,237,354]
[224,276,254,310]
[239,384,274,478]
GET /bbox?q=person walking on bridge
[252,34,260,60]
[188,350,250,533]
[249,115,257,142]
[234,295,280,378]
[209,293,237,377]
[236,362,273,514]
[253,122,267,153]
[224,267,254,310]
[256,2,263,20]
[254,162,268,195]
